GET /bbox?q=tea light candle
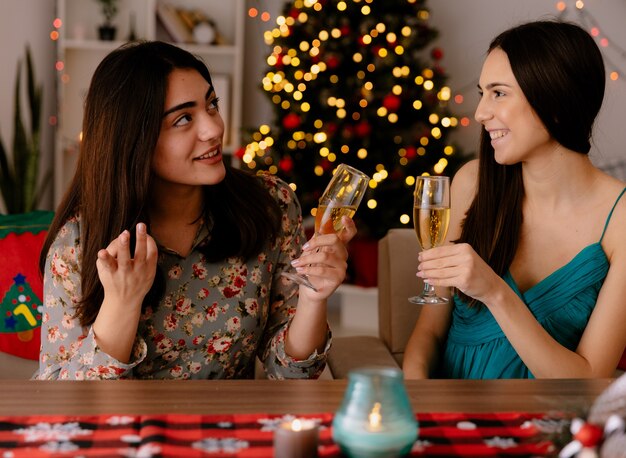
[332,368,418,458]
[333,410,417,458]
[274,418,319,458]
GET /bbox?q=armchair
[327,229,423,378]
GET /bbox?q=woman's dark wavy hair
[457,20,605,305]
[40,41,282,326]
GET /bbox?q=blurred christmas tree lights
[241,0,465,239]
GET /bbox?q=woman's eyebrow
[163,101,195,117]
[162,87,215,117]
[477,82,513,90]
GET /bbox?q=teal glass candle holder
[332,367,418,457]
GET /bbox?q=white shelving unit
[54,0,245,205]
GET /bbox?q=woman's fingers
[96,249,115,271]
[299,235,347,263]
[338,216,357,244]
[116,230,132,272]
[294,237,347,281]
[133,223,147,262]
[96,224,158,303]
[99,223,158,274]
[145,233,158,266]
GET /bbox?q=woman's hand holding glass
[290,216,356,298]
[417,242,502,306]
[409,176,451,304]
[282,163,370,292]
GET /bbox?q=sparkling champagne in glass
[409,176,451,304]
[282,163,370,291]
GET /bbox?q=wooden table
[0,378,613,416]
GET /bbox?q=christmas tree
[241,0,465,239]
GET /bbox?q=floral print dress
[34,176,330,380]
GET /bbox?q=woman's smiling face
[151,68,226,189]
[474,48,557,165]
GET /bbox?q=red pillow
[0,211,54,360]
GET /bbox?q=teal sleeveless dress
[441,188,626,379]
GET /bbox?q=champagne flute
[409,176,451,304]
[282,163,370,291]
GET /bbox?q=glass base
[280,271,318,292]
[408,295,449,305]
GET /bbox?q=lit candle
[368,402,382,432]
[332,367,418,457]
[334,404,417,457]
[274,418,319,458]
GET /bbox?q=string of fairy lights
[557,0,626,82]
[447,1,625,127]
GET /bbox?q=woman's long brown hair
[456,21,605,306]
[40,41,281,326]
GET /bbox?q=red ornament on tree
[325,122,338,137]
[431,47,444,61]
[282,113,301,130]
[355,120,371,138]
[234,147,246,159]
[382,94,401,112]
[279,156,294,173]
[342,124,355,139]
[327,55,340,70]
[405,146,417,159]
[274,52,284,70]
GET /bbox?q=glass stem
[422,281,436,297]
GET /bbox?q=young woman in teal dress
[35,41,355,380]
[403,20,626,379]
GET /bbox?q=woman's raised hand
[96,222,158,305]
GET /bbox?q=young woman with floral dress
[35,41,355,380]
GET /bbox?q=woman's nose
[198,112,224,142]
[474,97,491,124]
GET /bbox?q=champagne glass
[282,163,370,291]
[409,176,451,304]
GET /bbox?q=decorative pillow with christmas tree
[0,210,54,360]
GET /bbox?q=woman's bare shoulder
[451,159,479,207]
[600,178,626,245]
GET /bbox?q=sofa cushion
[377,229,423,365]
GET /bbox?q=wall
[1,1,625,210]
[0,0,56,211]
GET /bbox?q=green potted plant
[0,47,53,364]
[95,0,119,41]
[0,46,50,215]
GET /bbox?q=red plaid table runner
[0,412,565,457]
